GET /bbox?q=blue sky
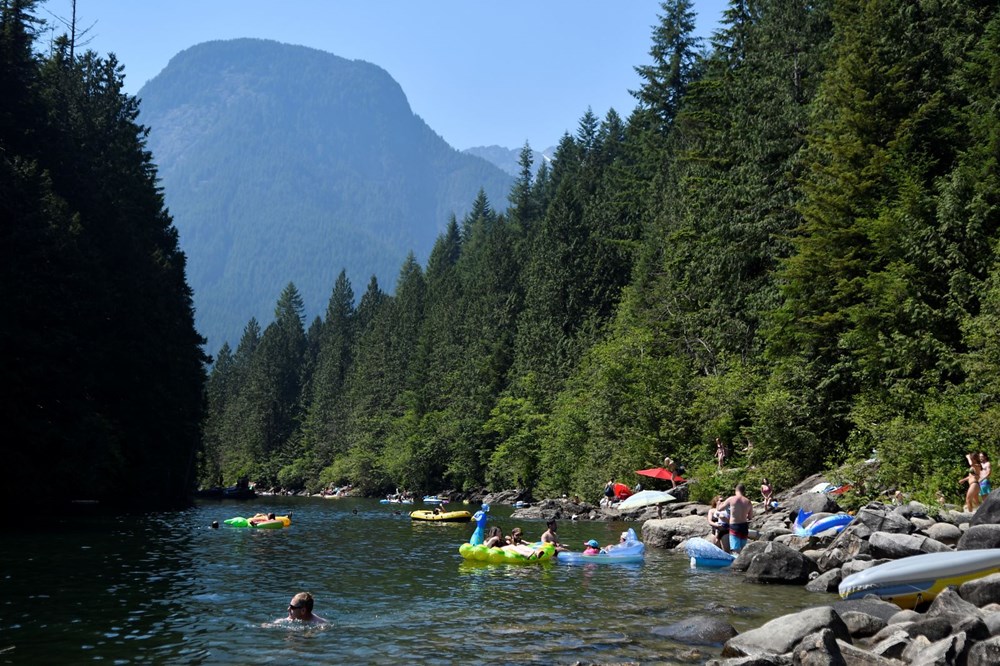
[40,1,728,151]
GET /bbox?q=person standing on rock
[978,451,992,497]
[715,438,727,470]
[719,483,753,553]
[961,465,981,513]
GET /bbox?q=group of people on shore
[961,451,992,512]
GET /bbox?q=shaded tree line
[2,0,207,513]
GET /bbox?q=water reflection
[0,498,831,664]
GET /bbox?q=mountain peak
[139,39,513,352]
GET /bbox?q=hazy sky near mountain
[41,0,727,151]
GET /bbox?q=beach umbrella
[617,490,676,511]
[635,467,686,483]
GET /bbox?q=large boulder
[959,573,1000,608]
[831,598,906,623]
[925,587,983,620]
[745,542,817,585]
[730,540,770,572]
[816,505,914,572]
[967,636,1000,666]
[866,531,951,559]
[957,524,1000,550]
[650,614,738,646]
[640,515,709,549]
[722,606,850,658]
[805,569,842,593]
[790,628,846,665]
[972,492,1000,526]
[787,492,842,518]
[892,501,932,519]
[923,522,962,545]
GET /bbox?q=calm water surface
[0,498,832,664]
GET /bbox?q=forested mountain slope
[138,39,514,352]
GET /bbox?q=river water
[0,497,831,664]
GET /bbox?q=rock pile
[642,486,1000,664]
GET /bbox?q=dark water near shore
[0,497,831,664]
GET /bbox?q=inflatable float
[839,548,1000,609]
[684,536,736,568]
[456,505,555,563]
[792,509,853,537]
[557,529,645,565]
[223,515,291,529]
[410,509,472,522]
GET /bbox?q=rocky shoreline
[502,481,1000,664]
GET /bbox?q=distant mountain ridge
[462,145,555,177]
[138,38,514,352]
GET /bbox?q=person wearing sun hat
[583,539,601,555]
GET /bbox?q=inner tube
[458,542,556,564]
[410,510,472,522]
[684,536,735,568]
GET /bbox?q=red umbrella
[636,467,686,483]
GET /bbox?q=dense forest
[205,0,1000,507]
[1,0,207,513]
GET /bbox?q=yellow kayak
[410,510,472,523]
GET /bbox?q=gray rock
[910,516,936,531]
[745,542,817,585]
[971,492,1000,526]
[940,509,975,526]
[789,493,843,519]
[907,631,967,666]
[722,607,850,658]
[959,572,1000,608]
[704,656,793,665]
[893,501,931,519]
[867,622,913,645]
[888,609,921,624]
[924,522,962,545]
[841,559,885,578]
[984,610,1000,636]
[731,541,770,572]
[830,598,906,623]
[867,629,912,660]
[903,615,958,642]
[967,636,1000,666]
[835,639,907,665]
[640,515,708,548]
[926,587,983,619]
[818,507,913,571]
[899,635,932,663]
[802,549,827,563]
[791,628,846,666]
[806,569,842,593]
[840,611,886,639]
[866,531,950,559]
[957,524,1000,550]
[651,614,738,646]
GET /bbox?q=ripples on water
[0,498,829,664]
